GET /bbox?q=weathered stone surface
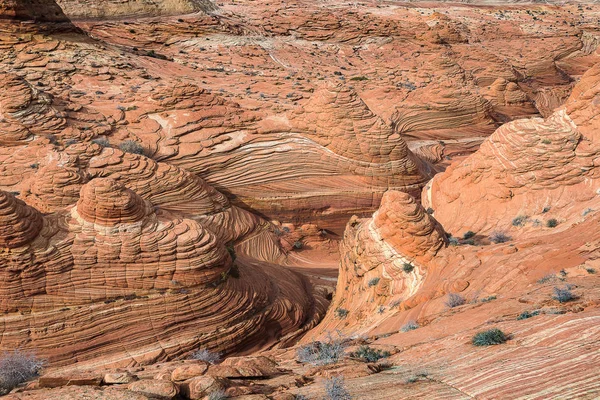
[179,375,228,400]
[38,372,103,388]
[170,363,209,381]
[127,380,178,400]
[103,372,136,384]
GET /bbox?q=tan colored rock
[127,380,178,400]
[179,375,228,400]
[104,372,136,385]
[170,362,209,381]
[38,372,103,388]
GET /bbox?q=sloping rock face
[55,0,217,19]
[0,73,66,145]
[0,174,327,368]
[425,62,600,239]
[310,61,600,337]
[0,0,70,22]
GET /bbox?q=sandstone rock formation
[56,0,218,19]
[0,175,327,369]
[0,0,70,22]
[1,0,600,398]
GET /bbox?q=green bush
[350,346,390,363]
[517,310,540,320]
[472,328,507,346]
[402,263,414,273]
[463,231,475,239]
[552,286,575,303]
[119,140,145,155]
[546,218,559,228]
[368,277,380,287]
[335,308,349,319]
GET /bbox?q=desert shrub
[293,240,304,249]
[512,215,528,227]
[472,328,507,346]
[324,376,351,400]
[402,263,414,273]
[537,274,559,284]
[46,134,58,145]
[480,295,497,303]
[552,286,575,303]
[119,140,145,155]
[448,237,459,246]
[401,320,419,332]
[335,308,349,319]
[65,138,79,146]
[462,231,475,240]
[190,348,221,364]
[586,268,596,274]
[542,206,551,213]
[0,350,44,392]
[582,208,594,217]
[92,137,111,148]
[296,332,347,366]
[489,231,511,244]
[541,139,551,144]
[294,395,308,400]
[226,244,236,262]
[350,76,368,81]
[546,218,559,228]
[208,390,228,400]
[350,346,390,363]
[368,277,380,287]
[445,293,466,308]
[517,310,540,320]
[229,264,240,279]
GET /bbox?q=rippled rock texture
[1,0,600,397]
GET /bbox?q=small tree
[324,376,351,400]
[92,137,111,148]
[401,320,419,332]
[472,328,507,346]
[190,348,221,364]
[0,350,45,393]
[445,293,466,308]
[296,332,347,366]
[489,231,511,244]
[119,140,145,155]
[350,346,390,363]
[552,286,575,303]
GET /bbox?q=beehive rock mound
[0,73,65,146]
[0,190,43,248]
[425,62,600,237]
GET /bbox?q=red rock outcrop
[425,62,600,239]
[0,175,327,369]
[0,0,70,22]
[55,0,218,19]
[0,190,43,248]
[0,73,66,146]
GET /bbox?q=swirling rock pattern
[0,177,326,368]
[0,190,43,248]
[0,73,65,145]
[426,63,600,237]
